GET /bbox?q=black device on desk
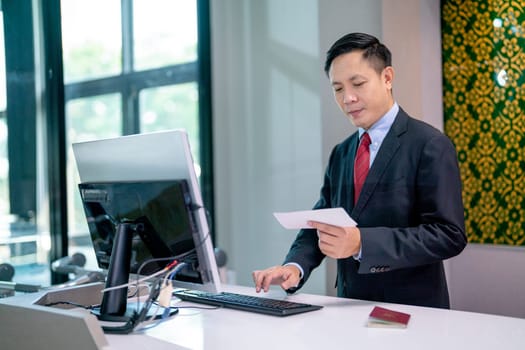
[173,289,323,316]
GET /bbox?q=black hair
[324,32,392,76]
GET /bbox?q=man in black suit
[252,32,467,309]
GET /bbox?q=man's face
[328,51,394,130]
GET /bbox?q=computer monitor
[72,130,221,320]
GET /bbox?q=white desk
[1,283,524,350]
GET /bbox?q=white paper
[273,207,357,230]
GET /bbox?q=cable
[146,302,162,321]
[97,201,214,334]
[101,277,164,335]
[100,257,211,334]
[127,283,150,298]
[156,262,187,312]
[133,259,179,314]
[99,201,213,300]
[100,266,168,294]
[176,305,221,310]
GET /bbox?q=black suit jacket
[284,108,467,308]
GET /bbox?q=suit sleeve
[358,134,467,273]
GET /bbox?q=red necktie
[354,132,371,204]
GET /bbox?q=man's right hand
[252,265,301,293]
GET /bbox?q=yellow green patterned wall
[442,0,525,245]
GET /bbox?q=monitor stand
[92,222,178,323]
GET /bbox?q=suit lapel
[347,134,360,210]
[351,109,408,217]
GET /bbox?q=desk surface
[108,284,524,350]
[1,283,524,350]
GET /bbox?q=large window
[63,0,209,270]
[0,0,212,286]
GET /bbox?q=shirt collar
[358,102,399,142]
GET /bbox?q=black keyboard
[173,290,323,317]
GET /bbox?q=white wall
[211,0,525,318]
[317,0,383,295]
[382,0,443,131]
[211,0,326,294]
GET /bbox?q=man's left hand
[308,221,361,259]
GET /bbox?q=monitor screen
[72,130,221,295]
